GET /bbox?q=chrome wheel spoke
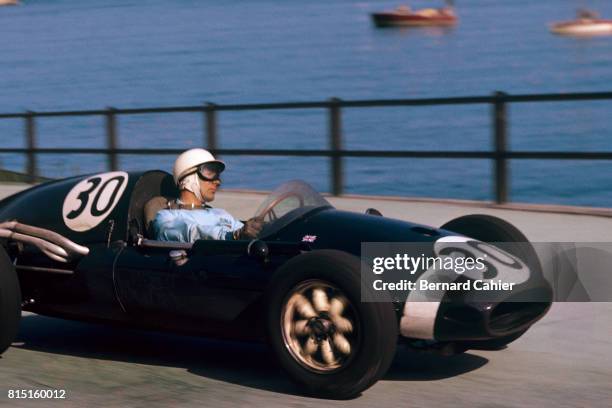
[330,295,348,316]
[331,315,353,334]
[304,336,319,356]
[333,333,351,355]
[321,338,336,365]
[312,287,330,312]
[293,294,317,319]
[294,319,311,336]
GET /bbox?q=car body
[0,170,552,398]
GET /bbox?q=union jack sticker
[302,235,317,243]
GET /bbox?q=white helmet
[173,148,225,184]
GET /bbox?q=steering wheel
[257,192,305,223]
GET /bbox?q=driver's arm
[189,208,244,241]
[154,208,244,242]
[152,210,191,242]
[153,208,262,242]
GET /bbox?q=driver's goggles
[196,164,222,183]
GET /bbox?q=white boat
[551,9,612,36]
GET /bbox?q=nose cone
[433,283,553,341]
[400,262,553,342]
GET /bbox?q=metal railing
[1,90,612,203]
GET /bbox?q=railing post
[105,107,118,171]
[205,103,218,155]
[493,91,508,204]
[329,97,343,195]
[25,111,37,183]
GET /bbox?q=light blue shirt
[152,207,244,242]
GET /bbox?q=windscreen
[254,180,332,237]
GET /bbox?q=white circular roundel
[62,171,129,232]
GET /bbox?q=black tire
[441,214,543,348]
[266,250,397,399]
[0,246,21,355]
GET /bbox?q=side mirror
[365,208,383,216]
[247,239,269,262]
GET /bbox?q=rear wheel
[0,247,21,355]
[266,250,397,399]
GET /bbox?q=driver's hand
[235,216,264,240]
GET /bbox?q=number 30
[63,172,128,232]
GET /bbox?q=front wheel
[266,250,397,399]
[440,214,547,349]
[0,246,21,355]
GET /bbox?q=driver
[151,148,263,242]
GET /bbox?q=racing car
[0,170,552,398]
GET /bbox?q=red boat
[371,2,458,28]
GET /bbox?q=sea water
[1,0,612,206]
